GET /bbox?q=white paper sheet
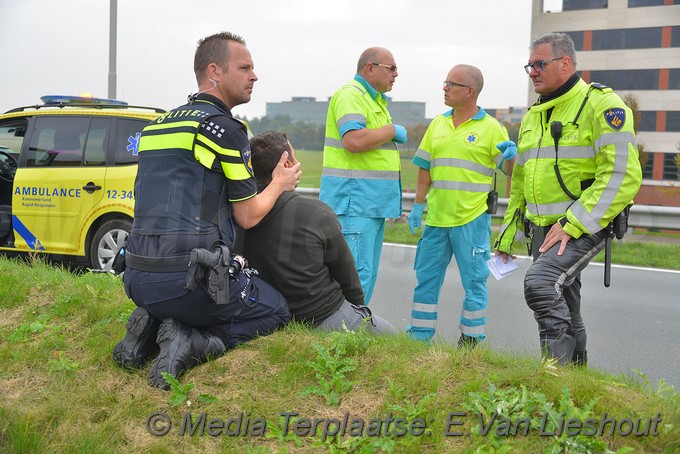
[487,255,519,280]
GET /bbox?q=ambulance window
[84,118,109,166]
[27,117,89,167]
[0,120,26,159]
[111,118,149,165]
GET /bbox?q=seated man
[236,130,396,334]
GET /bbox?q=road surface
[370,243,680,389]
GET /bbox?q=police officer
[319,47,407,304]
[494,33,642,365]
[406,64,515,346]
[112,32,301,389]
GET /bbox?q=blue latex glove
[496,140,517,160]
[392,124,408,144]
[408,203,424,234]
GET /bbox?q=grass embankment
[0,257,678,453]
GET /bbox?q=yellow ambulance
[0,96,164,271]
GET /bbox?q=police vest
[128,101,239,268]
[319,80,402,218]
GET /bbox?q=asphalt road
[370,243,680,389]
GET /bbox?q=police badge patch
[242,146,254,175]
[604,108,626,131]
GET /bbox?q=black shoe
[112,307,161,369]
[148,318,226,390]
[458,334,479,348]
[572,350,588,367]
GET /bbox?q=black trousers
[525,225,607,363]
[124,269,291,349]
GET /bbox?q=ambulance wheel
[89,219,132,272]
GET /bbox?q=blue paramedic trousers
[337,215,385,305]
[407,212,491,342]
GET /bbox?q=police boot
[148,318,226,390]
[458,334,479,349]
[572,350,588,367]
[112,307,161,369]
[540,330,576,365]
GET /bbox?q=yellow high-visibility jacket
[495,79,642,254]
[319,77,402,218]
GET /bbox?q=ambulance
[0,96,164,271]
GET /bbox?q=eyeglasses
[372,62,398,72]
[443,80,469,89]
[524,57,563,74]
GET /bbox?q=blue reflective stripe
[338,119,366,137]
[12,215,45,250]
[412,155,430,170]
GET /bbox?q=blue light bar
[40,95,128,106]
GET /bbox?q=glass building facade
[533,0,680,187]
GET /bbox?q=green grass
[0,256,678,453]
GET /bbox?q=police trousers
[526,225,607,364]
[124,268,291,349]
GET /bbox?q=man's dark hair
[194,32,246,82]
[250,130,290,185]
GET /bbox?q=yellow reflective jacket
[319,78,402,218]
[495,79,642,254]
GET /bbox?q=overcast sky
[1,0,534,120]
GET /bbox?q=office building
[531,0,680,205]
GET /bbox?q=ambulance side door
[12,116,109,254]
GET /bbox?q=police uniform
[407,108,509,342]
[123,93,290,347]
[319,75,402,304]
[495,76,642,364]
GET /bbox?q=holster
[604,205,631,288]
[612,205,631,240]
[523,213,534,256]
[111,242,127,275]
[184,241,231,305]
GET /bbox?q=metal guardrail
[296,187,680,231]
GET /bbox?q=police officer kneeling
[111,32,300,389]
